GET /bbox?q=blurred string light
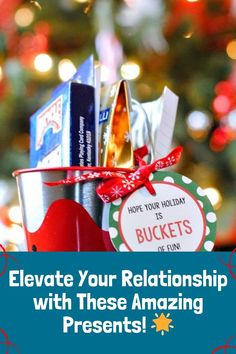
[212,95,231,115]
[186,110,211,140]
[8,205,22,225]
[209,126,230,152]
[204,187,222,210]
[14,7,35,27]
[187,111,210,130]
[226,39,236,59]
[120,61,141,80]
[34,53,53,73]
[227,109,236,130]
[186,0,199,2]
[58,59,76,82]
[215,80,233,96]
[74,0,88,3]
[0,66,3,81]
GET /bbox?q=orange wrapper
[99,80,134,168]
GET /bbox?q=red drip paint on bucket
[24,199,114,252]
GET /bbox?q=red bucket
[13,167,117,252]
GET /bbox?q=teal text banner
[0,252,235,354]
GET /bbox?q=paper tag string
[45,146,183,203]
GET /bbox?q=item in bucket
[99,80,134,168]
[131,86,178,162]
[30,82,96,168]
[52,55,101,159]
[30,55,101,168]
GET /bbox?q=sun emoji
[151,313,174,336]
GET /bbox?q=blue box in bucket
[30,82,96,168]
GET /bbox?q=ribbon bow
[46,146,183,203]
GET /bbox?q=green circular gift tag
[108,171,216,252]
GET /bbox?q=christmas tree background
[0,0,235,250]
